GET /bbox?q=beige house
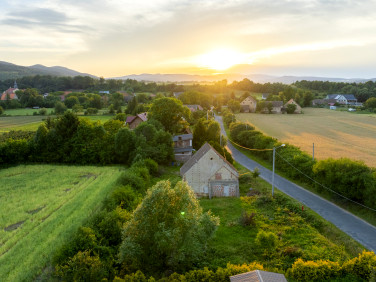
[125,112,147,129]
[284,99,302,114]
[240,96,257,113]
[261,101,283,114]
[180,143,239,198]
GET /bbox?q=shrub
[117,167,150,193]
[254,230,278,251]
[85,108,99,115]
[0,106,3,115]
[342,251,376,280]
[55,250,109,282]
[39,108,47,115]
[287,258,341,281]
[239,211,256,227]
[103,185,142,211]
[286,103,297,114]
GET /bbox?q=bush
[342,250,376,280]
[132,158,159,176]
[0,106,3,115]
[287,258,341,281]
[254,230,278,251]
[117,167,150,193]
[39,108,47,115]
[55,250,109,282]
[85,108,99,115]
[103,185,142,211]
[239,211,256,227]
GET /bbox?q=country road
[215,115,376,252]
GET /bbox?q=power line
[275,151,376,213]
[228,138,273,152]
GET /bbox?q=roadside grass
[224,125,376,228]
[200,163,364,272]
[0,165,123,282]
[235,108,376,167]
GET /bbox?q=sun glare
[195,49,248,71]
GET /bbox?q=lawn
[0,165,123,282]
[236,107,376,167]
[4,108,55,116]
[200,163,364,271]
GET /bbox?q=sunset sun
[195,49,248,71]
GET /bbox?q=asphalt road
[216,115,376,252]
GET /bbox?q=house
[173,92,184,98]
[1,81,19,101]
[173,133,193,163]
[180,143,239,198]
[284,99,302,114]
[59,91,72,102]
[325,94,357,105]
[184,104,203,112]
[261,101,284,114]
[312,99,325,106]
[125,112,147,129]
[230,270,287,282]
[240,96,257,113]
[99,90,110,94]
[262,93,270,100]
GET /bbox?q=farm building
[180,143,239,198]
[125,112,147,129]
[325,94,357,105]
[260,101,284,114]
[173,133,194,163]
[240,96,257,113]
[284,99,302,113]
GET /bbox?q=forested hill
[0,61,96,80]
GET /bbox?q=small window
[210,157,213,160]
[215,173,222,180]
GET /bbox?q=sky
[1,0,376,78]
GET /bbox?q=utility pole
[272,144,285,196]
[312,143,315,161]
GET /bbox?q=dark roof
[242,96,257,103]
[230,270,287,282]
[125,116,136,123]
[173,134,193,142]
[326,94,339,99]
[174,147,193,153]
[180,142,237,176]
[312,99,325,104]
[343,94,356,100]
[323,98,337,104]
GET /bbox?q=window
[215,173,222,180]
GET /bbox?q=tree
[118,180,219,274]
[64,96,79,108]
[228,99,241,113]
[148,97,190,134]
[115,128,136,164]
[0,106,3,115]
[55,101,67,115]
[365,97,376,109]
[286,103,297,114]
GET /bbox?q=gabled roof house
[180,143,239,198]
[125,112,147,129]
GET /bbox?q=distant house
[180,143,239,198]
[262,93,270,100]
[312,99,325,106]
[173,133,193,163]
[99,90,110,94]
[284,99,302,114]
[240,96,257,113]
[173,92,184,98]
[261,101,283,114]
[60,91,72,102]
[125,112,147,129]
[325,94,357,105]
[230,270,287,282]
[1,81,19,101]
[184,104,203,112]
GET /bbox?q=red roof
[1,88,19,100]
[126,116,137,123]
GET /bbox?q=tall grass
[0,165,123,282]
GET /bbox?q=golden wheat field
[236,108,376,167]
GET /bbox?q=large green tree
[118,180,219,274]
[148,97,190,134]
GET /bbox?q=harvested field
[236,108,376,167]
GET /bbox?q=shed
[180,143,239,198]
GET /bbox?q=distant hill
[0,61,97,80]
[112,73,376,84]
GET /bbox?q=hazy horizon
[2,0,376,78]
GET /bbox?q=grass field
[236,107,376,167]
[0,114,115,133]
[0,165,123,282]
[4,108,55,116]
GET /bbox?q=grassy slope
[200,163,364,272]
[0,165,123,282]
[236,108,376,167]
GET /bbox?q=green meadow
[0,165,123,282]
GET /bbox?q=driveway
[216,115,376,252]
